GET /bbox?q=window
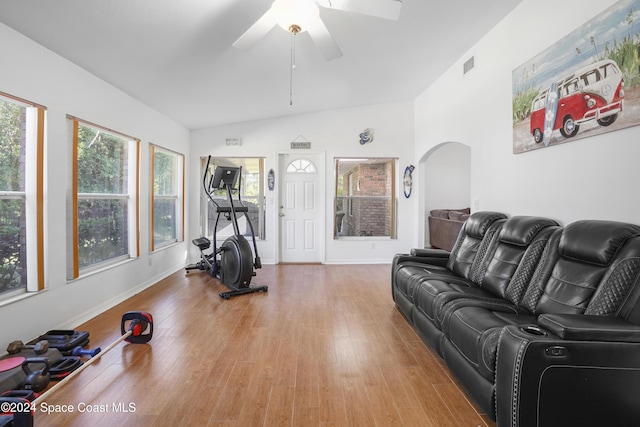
[151,145,184,250]
[68,116,139,277]
[201,157,265,240]
[286,158,316,173]
[335,158,396,238]
[0,92,46,296]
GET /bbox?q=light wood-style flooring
[34,264,495,426]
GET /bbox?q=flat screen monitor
[211,166,240,189]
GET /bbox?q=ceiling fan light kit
[271,0,320,33]
[233,0,402,60]
[232,0,402,104]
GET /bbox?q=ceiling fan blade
[232,9,277,50]
[307,18,343,61]
[318,0,401,21]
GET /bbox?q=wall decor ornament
[512,0,640,154]
[268,169,275,191]
[359,128,374,145]
[403,165,414,198]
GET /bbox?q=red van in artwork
[530,59,625,143]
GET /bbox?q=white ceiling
[0,0,523,130]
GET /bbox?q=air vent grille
[463,56,475,75]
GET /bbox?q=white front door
[279,153,324,263]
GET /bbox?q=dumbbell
[6,340,49,355]
[71,346,101,358]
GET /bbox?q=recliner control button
[545,346,567,357]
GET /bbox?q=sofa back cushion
[527,220,640,315]
[480,216,559,299]
[446,211,507,280]
[559,221,640,265]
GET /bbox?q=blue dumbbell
[71,346,101,358]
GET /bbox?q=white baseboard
[51,262,185,331]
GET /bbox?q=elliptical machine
[186,156,268,299]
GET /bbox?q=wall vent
[463,56,475,75]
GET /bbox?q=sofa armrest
[496,324,640,426]
[392,249,449,268]
[537,314,640,342]
[410,248,450,257]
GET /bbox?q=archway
[417,142,471,248]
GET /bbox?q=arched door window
[286,159,316,173]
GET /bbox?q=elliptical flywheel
[219,235,254,289]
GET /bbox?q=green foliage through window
[0,97,26,294]
[153,147,182,248]
[76,123,132,270]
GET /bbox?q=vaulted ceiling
[0,0,523,129]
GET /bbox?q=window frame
[201,157,265,241]
[334,157,397,239]
[150,144,185,251]
[0,91,46,299]
[68,116,140,278]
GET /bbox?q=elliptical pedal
[219,284,269,300]
[192,237,211,250]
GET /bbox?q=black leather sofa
[392,211,640,426]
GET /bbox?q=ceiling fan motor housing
[271,0,320,33]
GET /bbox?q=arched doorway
[417,142,471,248]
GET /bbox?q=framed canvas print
[513,0,640,153]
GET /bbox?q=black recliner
[392,214,640,425]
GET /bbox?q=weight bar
[6,340,49,355]
[71,346,101,358]
[31,311,153,407]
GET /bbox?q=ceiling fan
[233,0,402,61]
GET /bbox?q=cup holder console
[521,325,547,336]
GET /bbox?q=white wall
[415,0,639,226]
[0,23,190,346]
[190,101,416,264]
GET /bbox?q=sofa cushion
[559,220,640,266]
[430,209,450,219]
[463,211,508,239]
[500,216,559,246]
[449,211,466,221]
[414,276,483,322]
[446,306,537,381]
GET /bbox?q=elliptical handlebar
[203,155,221,210]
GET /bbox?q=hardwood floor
[33,264,495,426]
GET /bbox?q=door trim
[276,151,326,264]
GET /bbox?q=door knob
[279,213,285,217]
